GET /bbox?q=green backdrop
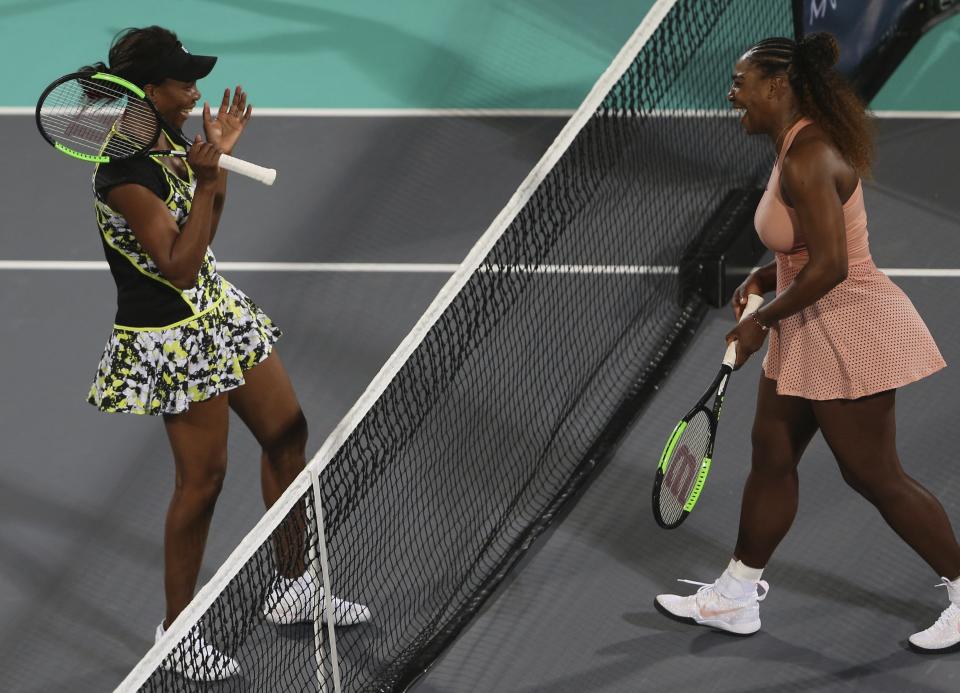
[4,0,957,109]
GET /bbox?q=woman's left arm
[726,139,850,367]
[202,87,252,242]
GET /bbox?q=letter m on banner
[809,0,837,23]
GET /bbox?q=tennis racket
[35,71,276,186]
[652,293,764,529]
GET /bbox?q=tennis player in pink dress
[655,33,960,653]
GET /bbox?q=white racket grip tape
[722,293,765,368]
[219,153,277,186]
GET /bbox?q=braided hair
[745,33,873,176]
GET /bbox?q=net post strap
[311,466,342,693]
[112,1,680,689]
[306,497,329,693]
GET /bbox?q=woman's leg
[228,351,308,577]
[656,376,818,634]
[733,376,820,568]
[230,350,372,626]
[162,393,230,627]
[813,390,960,579]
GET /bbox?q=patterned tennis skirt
[762,256,945,400]
[88,281,282,415]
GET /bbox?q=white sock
[715,559,758,599]
[728,558,764,583]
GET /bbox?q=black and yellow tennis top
[93,151,224,330]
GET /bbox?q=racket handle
[722,293,765,368]
[219,153,277,186]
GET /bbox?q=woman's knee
[749,379,815,479]
[750,425,801,479]
[837,457,905,502]
[262,409,308,464]
[175,454,228,501]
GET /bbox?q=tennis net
[116,1,793,690]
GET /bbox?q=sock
[730,559,764,583]
[717,559,762,599]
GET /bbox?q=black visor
[160,41,217,82]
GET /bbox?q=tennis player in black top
[84,26,368,680]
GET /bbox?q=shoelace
[931,578,960,629]
[677,579,713,593]
[676,578,770,602]
[934,577,959,593]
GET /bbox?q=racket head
[35,71,162,163]
[652,404,717,529]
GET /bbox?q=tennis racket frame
[652,364,729,528]
[651,293,763,529]
[35,71,276,185]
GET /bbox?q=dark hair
[745,33,873,176]
[79,26,182,87]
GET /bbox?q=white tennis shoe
[155,622,240,681]
[909,577,960,653]
[656,568,769,635]
[262,570,372,626]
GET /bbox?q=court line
[0,260,462,273]
[240,109,960,120]
[0,260,957,277]
[0,261,674,274]
[872,111,960,119]
[5,106,960,118]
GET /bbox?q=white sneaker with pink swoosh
[655,568,769,635]
[909,577,960,653]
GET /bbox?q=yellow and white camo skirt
[87,280,282,416]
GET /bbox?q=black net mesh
[130,1,793,690]
[37,76,157,159]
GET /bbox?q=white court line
[0,260,463,273]
[870,111,960,119]
[7,106,960,118]
[881,268,960,277]
[10,107,575,117]
[251,108,576,117]
[0,260,673,274]
[0,260,957,277]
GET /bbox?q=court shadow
[769,559,936,623]
[687,630,945,693]
[589,617,945,693]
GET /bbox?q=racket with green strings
[652,293,764,529]
[36,71,276,186]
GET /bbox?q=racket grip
[219,153,277,186]
[722,293,765,368]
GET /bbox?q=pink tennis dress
[754,119,945,400]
